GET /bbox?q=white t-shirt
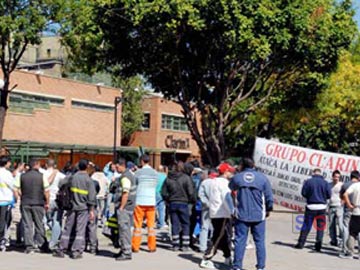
[209,177,234,219]
[44,168,66,201]
[346,182,360,216]
[330,182,343,207]
[0,167,14,204]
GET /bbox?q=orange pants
[132,205,156,251]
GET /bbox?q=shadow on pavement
[272,241,341,258]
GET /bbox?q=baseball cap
[218,162,235,174]
[127,161,135,169]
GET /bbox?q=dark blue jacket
[301,175,331,205]
[229,168,274,222]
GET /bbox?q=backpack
[56,176,74,211]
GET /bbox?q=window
[161,114,189,131]
[72,100,113,112]
[142,113,150,129]
[10,92,64,105]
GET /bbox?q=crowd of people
[0,154,274,270]
[294,169,360,260]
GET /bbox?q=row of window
[10,92,114,112]
[142,113,189,131]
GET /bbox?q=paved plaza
[0,209,359,270]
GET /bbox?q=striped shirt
[135,165,158,206]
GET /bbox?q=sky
[355,0,360,27]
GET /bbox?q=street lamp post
[113,96,122,162]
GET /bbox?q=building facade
[2,70,123,168]
[130,94,200,169]
[19,36,66,77]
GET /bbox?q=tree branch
[10,39,28,73]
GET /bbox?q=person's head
[140,154,150,166]
[46,159,55,169]
[242,157,255,169]
[78,159,89,171]
[313,168,322,175]
[110,162,116,172]
[218,162,235,179]
[170,161,184,173]
[332,170,341,183]
[115,158,127,173]
[127,161,136,171]
[350,170,360,182]
[208,168,219,179]
[0,156,11,169]
[236,158,244,172]
[158,165,166,173]
[29,158,41,170]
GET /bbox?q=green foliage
[0,0,57,76]
[112,75,146,145]
[60,0,357,165]
[251,52,360,155]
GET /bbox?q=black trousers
[204,218,232,259]
[0,205,10,244]
[297,208,326,248]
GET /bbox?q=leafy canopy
[60,0,357,165]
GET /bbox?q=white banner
[254,137,359,211]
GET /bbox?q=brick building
[2,70,124,168]
[1,71,201,169]
[130,94,200,169]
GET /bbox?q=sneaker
[180,246,190,252]
[52,250,65,258]
[115,253,132,261]
[24,248,35,254]
[171,246,180,252]
[0,245,6,252]
[200,259,215,269]
[339,252,353,259]
[294,243,303,249]
[246,243,254,249]
[71,252,83,259]
[224,256,232,266]
[89,249,97,255]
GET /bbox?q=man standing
[295,168,331,251]
[342,179,360,259]
[14,158,50,254]
[113,158,137,261]
[200,163,235,269]
[0,156,15,252]
[43,159,66,250]
[229,158,273,270]
[198,169,217,253]
[156,165,167,229]
[328,170,343,246]
[53,159,96,259]
[339,170,359,258]
[132,154,158,253]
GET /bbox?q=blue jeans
[199,208,213,252]
[328,206,343,245]
[169,203,190,248]
[233,219,266,270]
[47,201,63,250]
[156,193,165,228]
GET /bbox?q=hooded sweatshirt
[161,171,196,204]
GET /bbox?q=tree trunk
[0,106,7,149]
[0,78,10,149]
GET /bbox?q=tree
[0,0,65,146]
[112,75,146,146]
[61,0,356,166]
[251,51,360,155]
